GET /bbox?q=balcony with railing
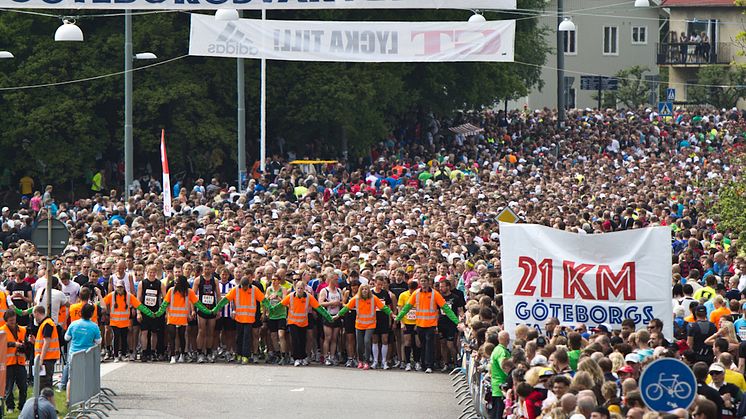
[656,42,731,65]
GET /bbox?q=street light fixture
[215,9,240,21]
[558,17,576,32]
[55,19,84,42]
[0,51,13,59]
[134,52,157,60]
[468,12,487,24]
[634,0,650,7]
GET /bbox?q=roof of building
[661,0,738,7]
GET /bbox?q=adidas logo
[208,22,259,56]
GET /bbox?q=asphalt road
[101,362,464,419]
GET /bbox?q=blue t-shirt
[65,319,101,354]
[734,318,746,341]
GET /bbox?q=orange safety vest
[35,317,60,361]
[287,293,310,328]
[0,292,8,327]
[108,292,133,328]
[413,290,438,328]
[353,297,378,330]
[59,305,69,329]
[1,324,26,366]
[166,289,194,326]
[234,286,261,324]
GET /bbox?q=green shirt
[568,349,581,371]
[490,344,510,397]
[266,286,287,320]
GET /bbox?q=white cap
[625,353,641,364]
[530,355,548,367]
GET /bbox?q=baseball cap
[592,323,612,334]
[1,207,8,212]
[114,279,125,288]
[530,355,548,367]
[625,353,641,364]
[695,305,708,315]
[617,365,635,374]
[709,363,725,373]
[539,368,554,378]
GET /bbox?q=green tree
[712,156,746,255]
[687,66,746,108]
[613,65,651,109]
[0,4,549,187]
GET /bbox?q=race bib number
[144,290,157,306]
[202,295,215,305]
[12,290,23,299]
[739,327,746,341]
[406,309,417,321]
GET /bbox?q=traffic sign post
[658,102,673,117]
[640,358,696,412]
[497,207,520,224]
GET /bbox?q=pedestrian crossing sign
[658,102,673,117]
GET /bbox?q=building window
[563,30,577,54]
[632,26,647,45]
[603,26,618,55]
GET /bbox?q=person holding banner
[395,277,459,374]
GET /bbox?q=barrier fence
[451,337,489,419]
[66,345,118,419]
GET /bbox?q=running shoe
[128,353,135,362]
[178,354,186,363]
[357,361,364,369]
[208,354,216,363]
[346,359,355,368]
[302,358,309,366]
[363,363,370,370]
[415,362,422,371]
[425,368,433,374]
[392,360,401,369]
[294,359,302,367]
[198,354,206,364]
[371,361,379,369]
[383,361,390,370]
[251,355,259,364]
[170,356,177,364]
[440,364,449,373]
[405,363,412,371]
[324,358,332,366]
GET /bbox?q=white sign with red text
[500,224,673,340]
[189,14,515,62]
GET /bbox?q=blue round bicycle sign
[639,358,697,412]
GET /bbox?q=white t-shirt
[61,281,81,305]
[34,288,69,325]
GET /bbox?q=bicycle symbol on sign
[644,373,693,403]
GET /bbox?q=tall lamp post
[124,11,157,199]
[557,1,575,127]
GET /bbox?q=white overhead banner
[0,0,515,10]
[189,15,515,62]
[500,224,673,340]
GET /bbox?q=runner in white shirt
[318,272,343,366]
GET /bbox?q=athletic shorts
[188,318,197,327]
[323,317,343,328]
[438,319,457,341]
[131,313,140,327]
[403,324,416,335]
[197,310,216,320]
[344,311,356,334]
[374,312,391,335]
[140,315,165,331]
[267,318,286,332]
[215,317,236,331]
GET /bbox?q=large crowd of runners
[0,106,744,418]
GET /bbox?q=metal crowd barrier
[450,339,491,419]
[66,345,117,419]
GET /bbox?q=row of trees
[0,5,550,185]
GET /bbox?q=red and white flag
[160,129,172,217]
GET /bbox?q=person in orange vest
[33,305,60,390]
[212,277,270,365]
[102,279,154,362]
[69,288,100,324]
[333,283,393,370]
[2,310,28,414]
[0,288,10,328]
[273,281,332,367]
[395,277,459,374]
[154,275,212,364]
